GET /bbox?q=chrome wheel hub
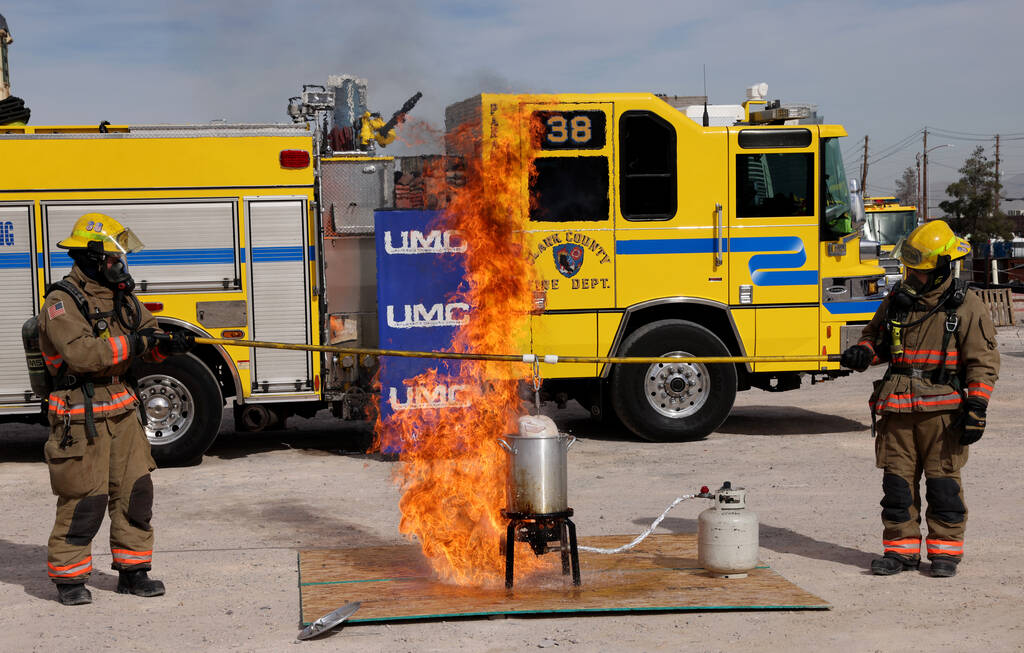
[137,374,195,446]
[643,350,710,419]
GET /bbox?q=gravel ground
[1,327,1022,652]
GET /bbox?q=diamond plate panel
[321,159,394,236]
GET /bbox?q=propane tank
[698,481,759,578]
[22,315,51,398]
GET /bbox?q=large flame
[375,99,549,586]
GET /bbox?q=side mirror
[848,179,865,228]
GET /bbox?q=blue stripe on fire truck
[0,252,32,269]
[616,236,819,286]
[249,246,304,262]
[41,246,309,267]
[824,300,882,314]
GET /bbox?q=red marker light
[143,302,163,312]
[279,149,310,169]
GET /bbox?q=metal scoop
[297,601,361,640]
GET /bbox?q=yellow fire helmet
[892,219,970,270]
[57,213,145,254]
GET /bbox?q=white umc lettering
[384,230,467,254]
[386,302,470,329]
[389,384,471,410]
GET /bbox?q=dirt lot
[2,327,1022,652]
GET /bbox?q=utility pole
[915,153,922,211]
[995,134,1001,214]
[922,129,928,221]
[860,135,869,195]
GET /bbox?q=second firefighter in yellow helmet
[894,220,970,271]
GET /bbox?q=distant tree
[939,146,1012,245]
[894,166,917,207]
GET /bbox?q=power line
[926,125,1024,139]
[866,129,924,165]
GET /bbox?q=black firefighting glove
[162,329,196,355]
[959,398,987,446]
[840,344,873,372]
[128,329,159,358]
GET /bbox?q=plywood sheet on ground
[298,534,829,624]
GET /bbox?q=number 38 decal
[534,110,606,150]
[546,115,592,144]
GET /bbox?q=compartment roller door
[0,206,37,403]
[246,199,313,393]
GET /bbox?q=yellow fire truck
[447,89,886,441]
[862,196,919,289]
[0,80,885,463]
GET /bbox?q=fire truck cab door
[245,198,314,394]
[614,103,730,308]
[727,126,821,305]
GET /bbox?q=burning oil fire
[375,99,549,586]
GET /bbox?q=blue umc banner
[375,210,469,451]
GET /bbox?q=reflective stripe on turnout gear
[893,348,959,366]
[926,539,963,556]
[48,556,93,579]
[42,350,64,372]
[883,538,921,555]
[857,339,882,365]
[967,381,993,402]
[112,548,153,565]
[108,335,130,365]
[872,392,962,412]
[48,390,137,417]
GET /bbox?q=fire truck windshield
[867,209,917,246]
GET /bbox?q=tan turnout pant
[44,409,157,583]
[874,410,967,560]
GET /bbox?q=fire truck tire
[610,320,737,442]
[132,354,223,467]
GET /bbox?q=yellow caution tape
[195,336,840,365]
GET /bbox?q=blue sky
[4,0,1023,209]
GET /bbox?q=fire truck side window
[528,157,609,222]
[619,111,677,220]
[736,153,814,218]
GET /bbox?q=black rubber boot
[57,583,92,605]
[116,569,165,597]
[870,552,920,575]
[930,556,959,577]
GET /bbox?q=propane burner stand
[501,509,581,589]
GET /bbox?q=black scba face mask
[890,281,920,313]
[890,261,951,313]
[103,255,136,293]
[72,248,135,292]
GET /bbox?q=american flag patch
[47,301,66,320]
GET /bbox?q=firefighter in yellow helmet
[840,220,999,577]
[38,213,195,605]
